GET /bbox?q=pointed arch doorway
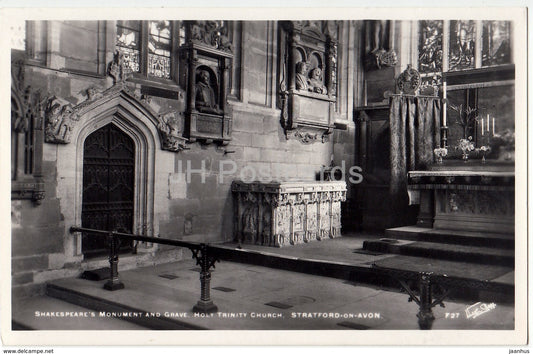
[81,123,135,258]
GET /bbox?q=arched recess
[56,89,160,261]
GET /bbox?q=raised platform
[215,237,514,300]
[386,226,514,249]
[363,239,514,267]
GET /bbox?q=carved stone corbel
[287,127,332,145]
[44,97,79,144]
[157,112,188,152]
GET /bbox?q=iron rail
[70,226,219,313]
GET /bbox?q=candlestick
[442,82,447,126]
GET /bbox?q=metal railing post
[192,244,219,313]
[103,230,124,291]
[70,226,226,312]
[417,273,435,330]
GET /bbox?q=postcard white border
[0,5,528,347]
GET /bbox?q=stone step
[385,226,514,249]
[362,239,514,267]
[12,295,147,330]
[213,244,514,300]
[45,282,205,330]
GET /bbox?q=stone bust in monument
[308,67,327,95]
[295,61,309,91]
[195,69,223,115]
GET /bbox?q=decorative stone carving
[188,21,233,53]
[308,67,328,94]
[195,68,223,115]
[364,20,398,70]
[295,61,309,91]
[179,23,233,145]
[45,54,189,152]
[109,50,133,84]
[396,65,421,95]
[86,87,104,101]
[232,181,346,247]
[287,127,331,144]
[11,55,45,204]
[157,112,188,152]
[44,97,79,144]
[279,21,338,143]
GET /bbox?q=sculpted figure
[308,67,327,94]
[195,69,222,115]
[45,97,75,143]
[86,87,103,101]
[295,61,309,91]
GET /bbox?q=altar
[232,181,347,247]
[408,163,514,234]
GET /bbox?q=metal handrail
[70,226,203,250]
[70,226,219,314]
[71,226,483,329]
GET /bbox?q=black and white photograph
[1,4,529,349]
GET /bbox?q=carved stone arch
[56,87,161,261]
[295,47,307,63]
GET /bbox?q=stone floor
[13,257,514,331]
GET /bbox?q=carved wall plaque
[232,181,346,247]
[279,21,338,143]
[179,21,233,145]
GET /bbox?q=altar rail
[69,226,220,314]
[68,226,509,329]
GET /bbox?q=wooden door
[81,123,135,258]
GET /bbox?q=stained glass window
[418,20,443,73]
[148,20,171,79]
[482,21,511,67]
[449,20,476,71]
[116,20,141,73]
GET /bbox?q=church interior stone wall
[11,20,359,297]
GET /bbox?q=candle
[481,117,484,136]
[492,118,495,136]
[486,114,490,134]
[442,82,447,126]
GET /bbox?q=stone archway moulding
[54,86,173,263]
[44,83,188,152]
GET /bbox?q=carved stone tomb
[232,180,346,247]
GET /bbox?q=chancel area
[9,18,521,335]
